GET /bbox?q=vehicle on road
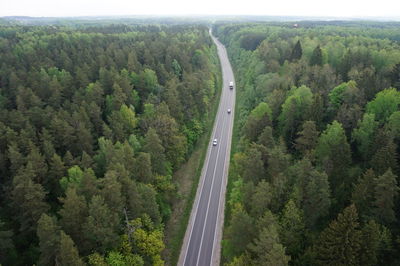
[213,138,218,146]
[227,108,231,114]
[229,81,234,89]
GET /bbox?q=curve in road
[178,28,236,266]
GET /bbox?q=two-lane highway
[178,29,235,266]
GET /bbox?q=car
[227,108,231,114]
[229,81,234,89]
[213,138,218,146]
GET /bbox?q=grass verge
[163,43,222,266]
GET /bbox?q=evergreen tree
[225,207,255,260]
[371,139,398,175]
[302,169,331,229]
[249,224,290,265]
[351,169,376,219]
[251,180,273,218]
[134,152,154,184]
[290,40,303,61]
[59,187,88,248]
[310,45,323,66]
[37,214,60,266]
[352,113,378,161]
[295,120,319,155]
[59,231,85,266]
[359,220,381,266]
[83,195,120,254]
[143,128,167,175]
[12,167,49,234]
[315,204,361,266]
[257,126,275,149]
[0,220,14,264]
[373,169,399,225]
[279,200,305,257]
[390,62,400,89]
[315,121,351,192]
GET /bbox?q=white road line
[195,108,227,266]
[211,81,235,264]
[182,55,226,266]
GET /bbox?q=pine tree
[0,220,14,263]
[83,195,120,254]
[290,40,303,61]
[249,224,290,266]
[279,200,305,257]
[134,152,154,184]
[12,167,49,234]
[310,45,323,66]
[351,169,376,219]
[26,143,48,184]
[371,139,398,175]
[373,169,399,225]
[303,169,331,229]
[359,220,381,266]
[315,121,351,192]
[59,187,88,248]
[295,120,319,155]
[390,62,400,89]
[225,208,255,260]
[37,214,60,266]
[100,170,124,212]
[315,204,361,266]
[47,153,66,198]
[59,231,85,266]
[143,128,167,175]
[257,126,275,149]
[251,180,272,218]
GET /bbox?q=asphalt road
[178,29,235,266]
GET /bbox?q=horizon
[1,0,400,19]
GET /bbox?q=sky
[1,0,400,18]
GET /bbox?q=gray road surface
[178,29,235,266]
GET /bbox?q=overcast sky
[1,0,399,18]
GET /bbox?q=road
[178,29,235,266]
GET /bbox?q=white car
[229,81,234,89]
[213,139,218,146]
[227,108,231,114]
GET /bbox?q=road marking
[195,105,227,266]
[211,75,235,265]
[182,63,226,266]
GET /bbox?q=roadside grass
[163,42,222,266]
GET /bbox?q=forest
[213,21,400,265]
[0,23,221,265]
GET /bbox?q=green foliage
[315,204,362,266]
[290,40,303,61]
[351,169,376,220]
[295,120,319,154]
[310,45,323,66]
[315,121,351,189]
[373,169,399,225]
[367,88,400,122]
[279,85,313,144]
[216,21,400,266]
[83,195,120,254]
[59,231,85,266]
[328,80,358,109]
[60,165,83,191]
[243,102,272,141]
[37,214,61,266]
[248,216,290,266]
[352,113,379,160]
